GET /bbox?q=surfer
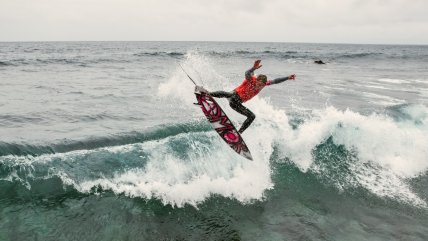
[209,60,296,134]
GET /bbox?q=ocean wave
[0,111,144,128]
[134,51,185,57]
[378,78,412,84]
[0,121,209,157]
[197,50,391,61]
[334,52,382,59]
[0,50,419,68]
[0,57,134,67]
[1,103,427,208]
[384,104,428,124]
[0,61,13,66]
[204,50,302,59]
[1,126,427,209]
[0,114,48,126]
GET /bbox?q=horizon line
[0,40,427,46]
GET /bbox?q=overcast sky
[1,0,427,44]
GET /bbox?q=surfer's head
[257,74,267,84]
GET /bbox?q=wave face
[1,42,428,240]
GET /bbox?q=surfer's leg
[209,91,233,98]
[229,97,255,134]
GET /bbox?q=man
[209,60,296,134]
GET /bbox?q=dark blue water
[1,42,428,240]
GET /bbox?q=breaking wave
[2,75,427,209]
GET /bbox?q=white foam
[361,91,406,106]
[77,132,274,207]
[356,84,389,90]
[275,105,428,207]
[276,106,428,176]
[351,161,426,207]
[378,78,411,84]
[413,79,428,84]
[0,131,272,207]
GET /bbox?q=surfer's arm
[245,60,262,80]
[245,67,256,80]
[266,74,296,85]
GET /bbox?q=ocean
[0,41,427,241]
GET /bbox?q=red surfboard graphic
[195,86,253,161]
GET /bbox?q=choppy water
[1,41,428,241]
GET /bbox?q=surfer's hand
[288,74,296,80]
[253,60,262,69]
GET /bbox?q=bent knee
[248,112,256,121]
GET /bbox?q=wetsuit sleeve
[266,76,289,86]
[245,67,256,81]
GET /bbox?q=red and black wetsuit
[210,67,289,133]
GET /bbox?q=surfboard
[194,86,253,160]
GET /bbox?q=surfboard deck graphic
[194,86,253,161]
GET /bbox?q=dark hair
[257,74,267,83]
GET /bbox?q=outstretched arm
[245,60,262,80]
[267,74,296,85]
